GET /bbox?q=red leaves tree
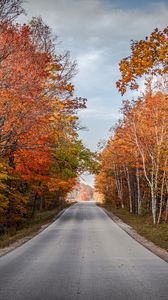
[0,6,96,229]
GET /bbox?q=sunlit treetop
[116,27,168,95]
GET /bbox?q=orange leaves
[97,85,168,221]
[116,27,168,95]
[0,3,98,229]
[0,22,55,177]
[0,18,88,192]
[47,178,76,193]
[0,8,94,229]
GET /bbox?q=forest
[0,0,97,235]
[0,0,167,244]
[96,26,168,225]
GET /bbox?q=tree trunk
[164,182,168,223]
[126,167,132,213]
[31,192,38,217]
[136,167,141,214]
[157,165,166,224]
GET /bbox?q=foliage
[96,87,168,224]
[116,27,168,95]
[97,27,168,225]
[0,1,97,231]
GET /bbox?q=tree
[97,87,168,224]
[0,9,97,229]
[126,90,168,224]
[116,27,168,95]
[0,0,24,25]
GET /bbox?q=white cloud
[21,0,168,154]
[77,51,103,70]
[78,107,120,120]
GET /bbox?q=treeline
[96,27,168,224]
[0,0,97,232]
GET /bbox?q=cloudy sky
[22,0,168,185]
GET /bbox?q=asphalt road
[0,202,168,300]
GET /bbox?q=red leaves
[0,8,94,228]
[0,18,89,200]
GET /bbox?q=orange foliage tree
[116,27,168,95]
[96,87,168,224]
[0,6,97,229]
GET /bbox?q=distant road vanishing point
[0,202,168,300]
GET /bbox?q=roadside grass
[99,204,168,251]
[0,202,74,249]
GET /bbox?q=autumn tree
[0,10,97,228]
[0,0,24,25]
[97,26,168,225]
[97,86,168,224]
[116,27,168,95]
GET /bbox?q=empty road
[0,202,168,300]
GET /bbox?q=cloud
[77,50,103,70]
[23,1,168,49]
[21,0,168,156]
[78,105,120,121]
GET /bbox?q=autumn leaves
[96,27,168,224]
[116,27,168,95]
[0,1,97,230]
[0,1,167,233]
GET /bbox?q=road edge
[102,207,168,263]
[0,204,74,258]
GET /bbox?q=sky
[21,0,168,186]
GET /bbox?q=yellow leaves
[0,13,91,230]
[66,115,77,122]
[116,26,168,95]
[0,163,8,181]
[45,63,61,72]
[98,87,168,219]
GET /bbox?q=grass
[0,202,74,249]
[99,204,168,251]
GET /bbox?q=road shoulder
[103,207,168,263]
[0,205,71,258]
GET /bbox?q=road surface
[0,202,168,300]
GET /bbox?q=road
[0,202,168,300]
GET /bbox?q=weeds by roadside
[0,202,75,250]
